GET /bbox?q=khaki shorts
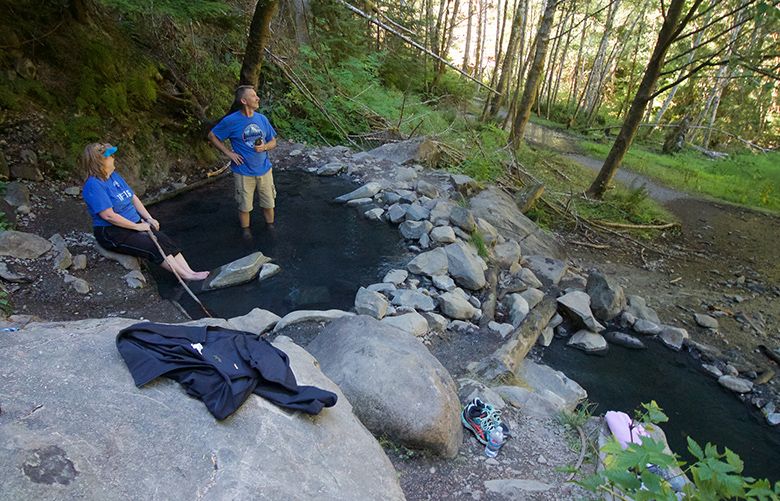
[234,170,276,212]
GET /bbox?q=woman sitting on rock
[80,142,209,281]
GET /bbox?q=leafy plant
[578,402,780,500]
[469,230,489,259]
[0,289,12,316]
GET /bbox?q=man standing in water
[208,85,278,237]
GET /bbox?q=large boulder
[0,230,52,259]
[201,252,271,291]
[3,181,30,208]
[469,187,565,258]
[445,241,486,290]
[361,137,441,167]
[390,289,436,311]
[557,291,605,332]
[308,316,462,457]
[586,271,626,321]
[355,287,389,319]
[438,292,479,320]
[523,255,568,287]
[0,318,404,500]
[334,182,382,203]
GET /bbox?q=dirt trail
[525,122,780,381]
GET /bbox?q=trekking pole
[146,229,213,318]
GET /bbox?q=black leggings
[95,224,182,265]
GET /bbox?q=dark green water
[148,169,407,318]
[542,337,780,482]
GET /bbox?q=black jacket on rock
[116,322,337,420]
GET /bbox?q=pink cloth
[605,411,649,449]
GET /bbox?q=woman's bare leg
[173,253,209,280]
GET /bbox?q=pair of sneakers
[461,398,511,445]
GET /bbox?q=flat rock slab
[0,318,404,500]
[523,255,568,287]
[273,309,354,332]
[200,251,272,291]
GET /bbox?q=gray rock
[54,248,73,270]
[694,313,719,329]
[63,274,90,294]
[718,375,753,393]
[450,174,479,195]
[418,232,431,249]
[0,317,403,500]
[257,263,281,282]
[547,313,564,330]
[94,240,141,271]
[15,204,30,215]
[523,255,568,287]
[604,331,645,349]
[429,200,454,225]
[394,166,418,184]
[559,271,588,290]
[620,311,638,328]
[567,330,608,353]
[469,187,565,258]
[386,203,408,224]
[363,208,384,221]
[766,413,780,426]
[0,262,30,283]
[438,292,479,320]
[383,269,408,285]
[202,252,271,291]
[4,181,30,207]
[399,220,432,240]
[416,180,439,198]
[475,218,499,245]
[346,197,374,207]
[381,312,429,337]
[520,288,545,310]
[488,321,515,339]
[355,287,389,319]
[518,268,543,288]
[122,270,146,289]
[659,326,689,351]
[432,274,456,291]
[505,294,530,327]
[64,186,81,196]
[422,312,448,333]
[407,247,448,277]
[404,203,430,222]
[484,479,553,495]
[362,137,439,167]
[430,225,456,244]
[367,282,396,294]
[397,189,418,204]
[225,308,280,335]
[537,327,554,347]
[71,254,87,270]
[445,241,486,290]
[448,320,478,334]
[390,289,436,311]
[586,271,626,321]
[702,364,723,378]
[316,162,345,176]
[335,182,382,203]
[0,230,52,259]
[449,206,476,232]
[492,240,522,269]
[9,162,43,181]
[633,318,662,335]
[273,309,354,332]
[457,378,506,410]
[308,316,461,456]
[557,291,605,332]
[514,360,587,412]
[626,295,660,324]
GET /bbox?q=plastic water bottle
[484,428,505,458]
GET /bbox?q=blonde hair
[80,143,110,181]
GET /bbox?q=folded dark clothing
[116,322,337,420]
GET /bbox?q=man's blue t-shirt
[82,172,140,227]
[210,111,277,176]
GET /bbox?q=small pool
[148,169,407,318]
[542,337,780,481]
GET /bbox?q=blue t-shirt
[82,172,140,227]
[210,111,277,176]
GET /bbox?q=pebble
[537,455,548,464]
[485,458,499,466]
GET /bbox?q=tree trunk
[509,0,559,148]
[463,0,474,72]
[587,0,689,199]
[488,0,524,118]
[239,0,280,87]
[567,0,589,113]
[582,0,621,117]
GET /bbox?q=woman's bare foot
[190,271,210,281]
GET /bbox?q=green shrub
[578,402,780,500]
